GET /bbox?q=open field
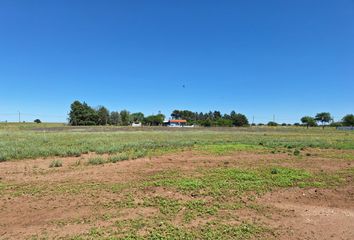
[0,124,353,239]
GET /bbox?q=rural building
[164,119,187,127]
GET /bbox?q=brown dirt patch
[0,149,353,239]
[259,186,354,240]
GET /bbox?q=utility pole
[252,116,254,125]
[273,114,275,122]
[18,111,21,123]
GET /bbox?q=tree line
[67,101,354,128]
[68,101,249,126]
[300,112,354,129]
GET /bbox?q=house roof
[169,119,187,123]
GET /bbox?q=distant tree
[200,119,212,127]
[143,114,165,126]
[342,114,354,126]
[281,123,287,126]
[300,116,316,129]
[110,111,121,125]
[68,101,98,126]
[258,123,265,126]
[130,112,144,123]
[213,111,222,119]
[97,106,109,125]
[230,111,249,126]
[293,123,300,126]
[171,110,181,120]
[120,110,131,126]
[315,112,332,129]
[215,118,233,127]
[267,121,278,126]
[34,119,41,124]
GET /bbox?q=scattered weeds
[49,159,63,168]
[87,157,105,165]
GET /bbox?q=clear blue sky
[0,0,353,123]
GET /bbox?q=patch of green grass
[198,143,265,155]
[0,154,7,162]
[143,196,182,216]
[1,125,353,161]
[200,222,269,240]
[146,222,195,239]
[146,167,313,196]
[49,159,62,168]
[184,199,218,223]
[108,153,129,163]
[87,157,105,165]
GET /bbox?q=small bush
[130,150,147,159]
[49,160,62,168]
[271,168,279,174]
[87,157,105,165]
[293,149,300,156]
[109,153,129,163]
[0,155,7,162]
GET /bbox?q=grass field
[0,123,353,239]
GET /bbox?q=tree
[342,114,354,126]
[230,111,249,126]
[120,110,131,126]
[97,106,109,125]
[110,111,121,125]
[315,112,332,129]
[213,111,222,119]
[267,121,278,126]
[171,110,181,120]
[34,119,41,124]
[130,112,144,123]
[68,101,98,126]
[300,116,316,129]
[143,114,165,126]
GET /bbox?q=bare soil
[0,149,353,239]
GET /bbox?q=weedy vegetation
[0,123,353,239]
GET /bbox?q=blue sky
[0,0,353,123]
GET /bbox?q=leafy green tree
[300,116,316,128]
[171,110,181,120]
[68,101,98,126]
[34,119,41,124]
[215,118,233,127]
[110,111,121,125]
[267,121,278,126]
[315,112,332,129]
[342,114,354,126]
[130,112,145,123]
[213,111,222,119]
[230,111,249,126]
[120,110,131,126]
[143,114,165,126]
[97,106,109,125]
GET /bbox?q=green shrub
[293,149,300,156]
[109,153,129,163]
[49,159,62,168]
[87,157,105,165]
[0,155,6,162]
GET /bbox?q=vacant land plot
[0,124,353,239]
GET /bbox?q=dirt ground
[0,149,353,239]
